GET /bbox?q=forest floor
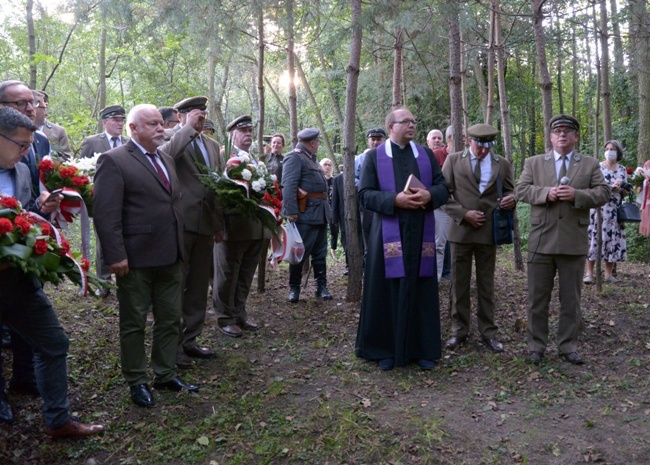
[1,248,649,465]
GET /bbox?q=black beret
[297,127,320,141]
[549,114,580,132]
[366,128,387,139]
[174,96,208,113]
[226,115,253,132]
[100,105,126,120]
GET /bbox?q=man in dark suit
[213,115,262,337]
[35,90,71,159]
[442,123,516,353]
[515,114,610,365]
[160,96,224,368]
[79,105,129,158]
[282,128,333,303]
[93,104,198,407]
[0,80,50,194]
[0,107,102,438]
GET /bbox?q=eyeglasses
[551,128,577,135]
[0,132,32,152]
[0,100,37,110]
[393,119,417,126]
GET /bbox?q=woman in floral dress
[639,160,650,236]
[584,140,628,283]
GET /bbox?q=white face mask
[605,150,617,162]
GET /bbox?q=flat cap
[297,127,320,141]
[550,114,580,132]
[468,123,499,147]
[203,118,215,130]
[174,96,208,113]
[100,105,126,120]
[226,115,253,132]
[366,127,387,139]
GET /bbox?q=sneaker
[583,274,593,284]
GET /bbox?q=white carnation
[242,169,252,181]
[257,178,266,189]
[237,150,250,163]
[251,180,262,192]
[270,174,277,182]
[257,162,267,174]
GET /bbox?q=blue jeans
[0,268,70,429]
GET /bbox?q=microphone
[559,176,570,186]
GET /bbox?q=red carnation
[13,216,31,235]
[39,222,52,236]
[59,166,78,178]
[263,192,272,203]
[38,159,54,172]
[81,258,90,271]
[34,239,48,255]
[627,167,634,175]
[0,196,19,209]
[22,212,35,224]
[72,175,89,187]
[0,218,13,235]
[60,238,70,253]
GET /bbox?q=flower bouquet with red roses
[0,196,105,296]
[202,150,283,234]
[38,158,94,217]
[627,166,650,188]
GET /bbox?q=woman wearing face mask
[584,140,628,283]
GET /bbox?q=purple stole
[376,141,436,279]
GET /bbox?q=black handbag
[617,194,641,223]
[493,174,514,244]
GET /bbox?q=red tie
[146,152,171,192]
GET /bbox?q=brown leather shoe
[239,320,259,331]
[482,337,504,353]
[218,324,242,338]
[46,418,104,439]
[445,335,468,350]
[176,352,193,369]
[184,345,216,359]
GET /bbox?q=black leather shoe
[176,352,193,369]
[445,335,467,350]
[218,324,242,338]
[316,285,333,300]
[417,359,436,370]
[130,384,155,407]
[378,358,395,371]
[0,396,14,423]
[559,352,584,365]
[184,345,216,359]
[483,337,504,353]
[529,351,544,365]
[153,376,199,393]
[239,320,259,331]
[288,287,300,303]
[8,379,39,397]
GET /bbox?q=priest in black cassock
[355,107,449,371]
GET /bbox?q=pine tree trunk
[532,0,553,151]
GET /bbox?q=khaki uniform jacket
[41,120,71,158]
[80,133,129,159]
[442,149,515,245]
[160,124,224,235]
[514,151,610,255]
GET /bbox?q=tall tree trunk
[286,0,298,147]
[256,2,267,293]
[460,36,469,131]
[600,0,612,141]
[532,0,553,151]
[343,0,363,302]
[555,24,564,114]
[213,52,233,141]
[630,0,650,165]
[571,6,578,116]
[97,24,107,133]
[493,0,523,270]
[208,34,218,137]
[486,5,496,125]
[295,58,335,160]
[392,27,404,108]
[448,0,463,153]
[27,0,37,89]
[609,0,624,71]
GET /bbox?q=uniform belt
[306,192,327,199]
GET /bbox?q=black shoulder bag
[493,174,514,244]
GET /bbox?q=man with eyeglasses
[515,114,610,366]
[35,91,72,159]
[355,107,448,371]
[159,106,181,141]
[0,80,51,193]
[79,105,129,159]
[442,123,516,354]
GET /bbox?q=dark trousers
[0,269,70,429]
